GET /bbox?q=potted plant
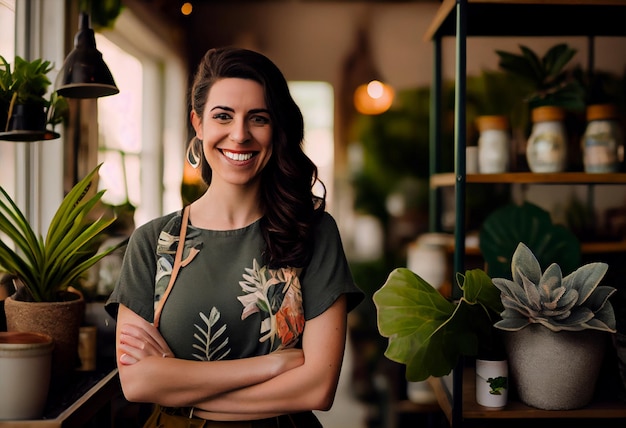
[479,201,582,281]
[493,242,617,410]
[1,164,121,388]
[373,267,503,382]
[0,55,68,139]
[496,43,586,112]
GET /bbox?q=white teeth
[223,151,253,161]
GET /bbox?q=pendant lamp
[55,12,119,99]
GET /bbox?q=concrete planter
[0,332,54,420]
[4,293,85,391]
[504,324,607,410]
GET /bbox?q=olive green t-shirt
[106,210,363,361]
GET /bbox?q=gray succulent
[493,242,616,333]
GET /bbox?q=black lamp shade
[55,12,119,99]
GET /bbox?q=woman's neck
[190,183,263,230]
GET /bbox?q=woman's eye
[212,112,232,121]
[250,115,270,125]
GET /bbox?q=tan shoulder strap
[154,205,190,328]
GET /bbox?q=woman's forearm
[192,296,348,416]
[116,304,304,406]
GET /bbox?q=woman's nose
[228,120,250,144]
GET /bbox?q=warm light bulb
[181,2,193,15]
[354,80,394,115]
[367,80,385,99]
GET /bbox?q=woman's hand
[118,322,173,365]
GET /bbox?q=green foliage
[0,164,122,302]
[487,376,508,395]
[9,56,53,105]
[373,267,503,381]
[493,242,617,333]
[80,0,124,30]
[0,55,68,131]
[496,43,586,111]
[480,202,581,280]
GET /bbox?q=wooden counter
[0,369,120,428]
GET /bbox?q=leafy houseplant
[1,164,121,387]
[0,164,118,302]
[496,43,586,112]
[492,242,617,410]
[373,267,503,382]
[479,201,581,281]
[0,55,68,134]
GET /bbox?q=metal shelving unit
[425,1,626,427]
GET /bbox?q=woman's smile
[220,149,257,162]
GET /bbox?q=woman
[105,46,363,427]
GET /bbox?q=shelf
[430,172,626,188]
[424,0,626,40]
[428,369,626,424]
[452,240,626,258]
[0,369,120,427]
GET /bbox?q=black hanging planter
[0,103,60,142]
[8,104,46,131]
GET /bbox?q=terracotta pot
[0,331,54,420]
[4,293,85,390]
[504,324,607,410]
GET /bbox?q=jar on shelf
[526,106,568,173]
[581,104,624,173]
[476,115,510,173]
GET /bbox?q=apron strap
[154,204,190,328]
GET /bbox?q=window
[0,0,16,193]
[94,8,187,226]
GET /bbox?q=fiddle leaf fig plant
[373,268,503,382]
[0,164,121,302]
[493,242,617,333]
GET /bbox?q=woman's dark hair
[189,46,325,268]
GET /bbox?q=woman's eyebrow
[249,108,270,115]
[210,105,234,112]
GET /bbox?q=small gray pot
[504,324,608,410]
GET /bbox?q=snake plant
[0,164,121,302]
[493,242,616,333]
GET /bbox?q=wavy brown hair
[189,47,325,268]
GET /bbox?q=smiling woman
[105,46,363,428]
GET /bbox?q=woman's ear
[190,110,203,140]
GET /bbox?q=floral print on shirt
[237,259,305,351]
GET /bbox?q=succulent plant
[493,242,616,333]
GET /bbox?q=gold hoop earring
[186,138,201,169]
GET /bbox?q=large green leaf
[373,268,503,381]
[480,202,581,281]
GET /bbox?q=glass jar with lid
[476,115,510,173]
[526,106,568,173]
[581,104,624,173]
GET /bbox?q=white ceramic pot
[0,331,54,420]
[475,359,508,408]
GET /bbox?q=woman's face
[191,78,273,188]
